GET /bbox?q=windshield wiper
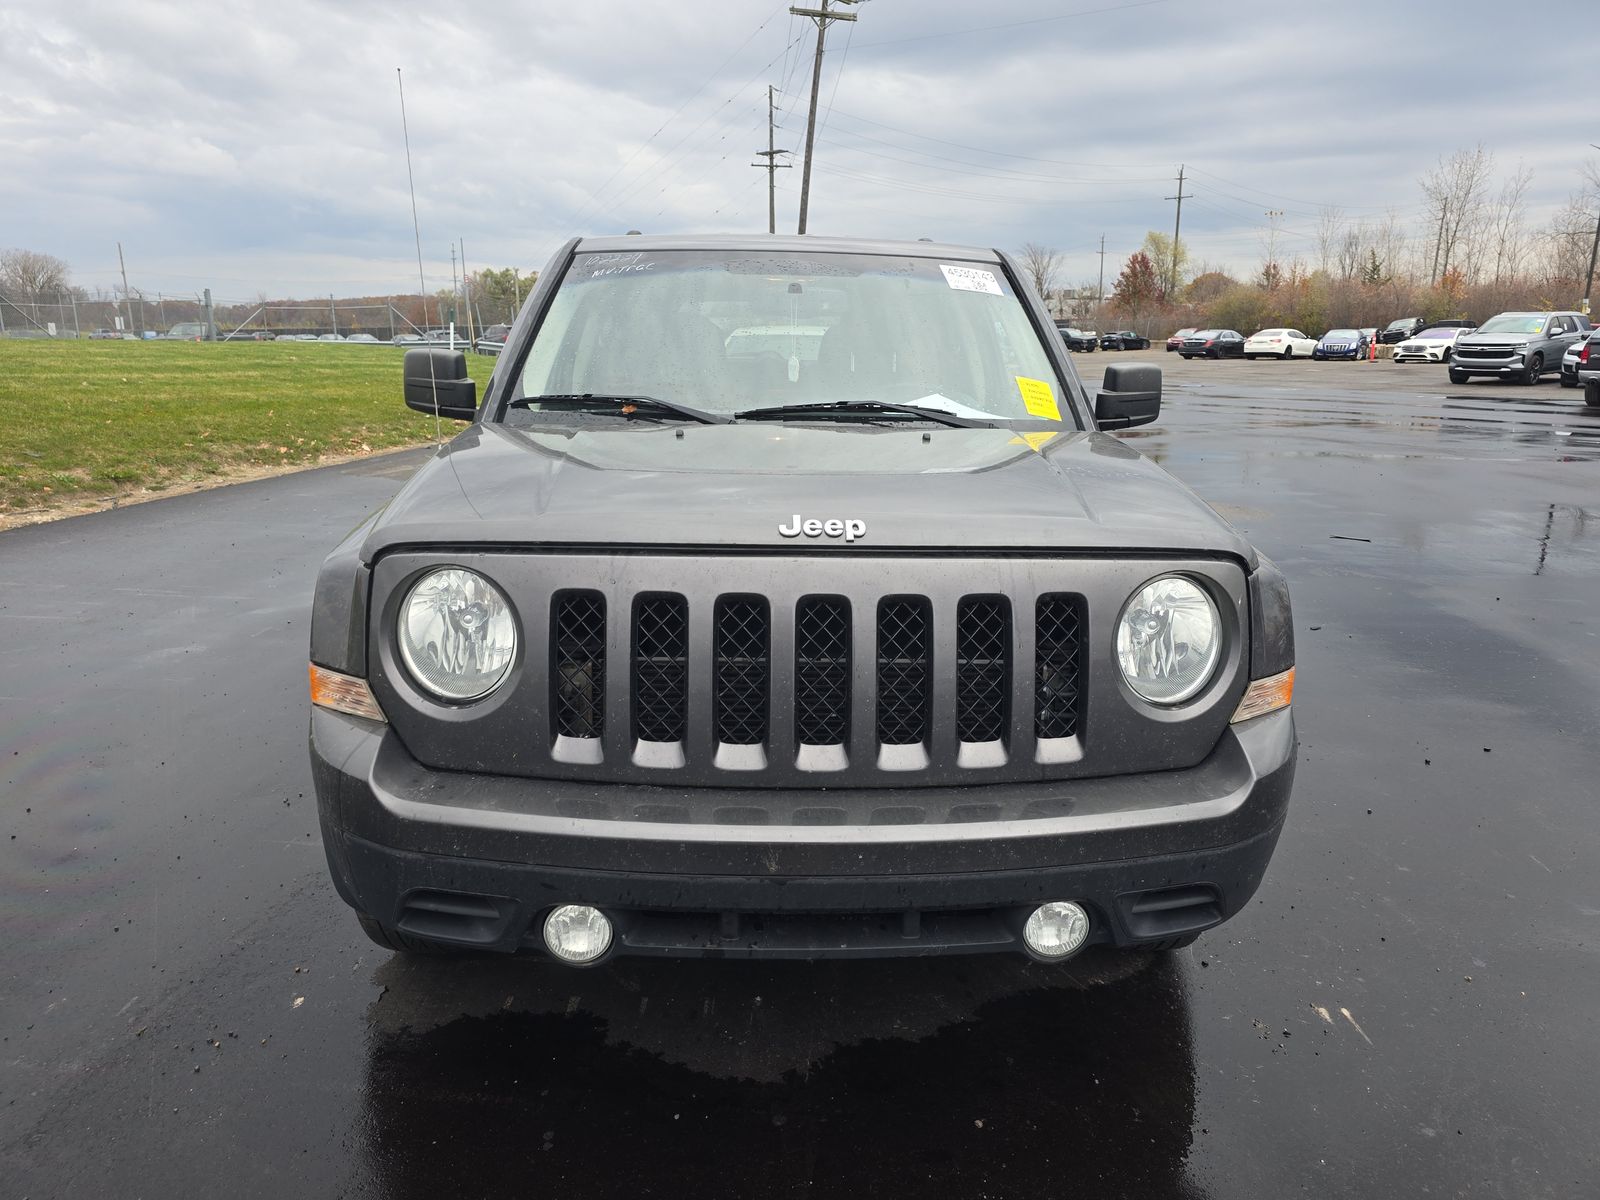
[734,400,995,429]
[509,393,732,424]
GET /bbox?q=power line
[566,3,790,228]
[851,0,1172,48]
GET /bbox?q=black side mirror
[1095,363,1161,430]
[403,349,477,420]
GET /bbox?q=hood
[1458,329,1530,344]
[360,422,1254,563]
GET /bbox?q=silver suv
[1449,311,1591,385]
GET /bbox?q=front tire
[1561,375,1577,389]
[1449,367,1468,385]
[1522,353,1544,385]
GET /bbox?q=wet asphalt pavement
[3,355,1598,1198]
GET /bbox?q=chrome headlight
[398,567,517,701]
[1116,575,1222,705]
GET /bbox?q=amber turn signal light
[1230,667,1294,724]
[309,663,387,723]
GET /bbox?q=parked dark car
[1100,330,1150,350]
[307,233,1297,968]
[475,323,512,355]
[1378,317,1425,344]
[1418,319,1476,334]
[1053,322,1097,352]
[1178,329,1245,359]
[89,328,120,340]
[1166,327,1197,352]
[1312,329,1370,360]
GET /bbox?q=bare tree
[1315,206,1345,276]
[1486,164,1532,286]
[1420,145,1494,284]
[0,249,70,302]
[1017,243,1063,306]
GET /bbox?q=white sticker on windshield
[940,264,1003,296]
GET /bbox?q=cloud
[0,0,1589,297]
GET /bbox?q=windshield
[1477,314,1549,335]
[1385,319,1415,330]
[513,249,1072,425]
[1417,328,1457,339]
[1324,329,1358,339]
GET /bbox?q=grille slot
[1034,594,1084,741]
[955,596,1010,744]
[552,591,606,739]
[795,597,851,745]
[876,597,931,747]
[714,596,769,746]
[632,594,688,745]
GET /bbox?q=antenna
[397,66,441,442]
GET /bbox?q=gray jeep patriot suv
[309,235,1296,966]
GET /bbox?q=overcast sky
[1,0,1591,302]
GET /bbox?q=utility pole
[70,292,79,338]
[460,238,476,343]
[329,293,337,336]
[203,288,214,340]
[1164,165,1192,297]
[1264,209,1284,286]
[1096,234,1106,312]
[450,243,458,325]
[117,241,134,334]
[751,84,792,234]
[792,0,860,235]
[1584,144,1600,316]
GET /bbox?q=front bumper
[1453,353,1527,376]
[312,707,1296,959]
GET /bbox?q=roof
[573,232,1002,261]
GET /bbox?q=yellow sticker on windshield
[1015,376,1060,421]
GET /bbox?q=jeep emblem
[778,514,867,543]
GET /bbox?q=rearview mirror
[403,348,477,420]
[1095,363,1161,430]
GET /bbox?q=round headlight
[398,567,517,701]
[1116,575,1221,705]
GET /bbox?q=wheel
[1281,346,1293,360]
[1561,375,1577,389]
[1442,347,1452,361]
[1208,349,1219,359]
[1449,367,1468,384]
[1522,353,1543,385]
[357,913,462,955]
[1586,381,1600,407]
[1245,354,1257,361]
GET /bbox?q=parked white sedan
[1244,328,1317,359]
[1392,326,1470,363]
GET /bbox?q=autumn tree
[1141,231,1189,297]
[1109,251,1165,332]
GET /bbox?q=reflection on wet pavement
[352,951,1208,1200]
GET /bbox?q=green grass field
[0,339,474,515]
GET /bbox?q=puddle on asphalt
[350,950,1210,1199]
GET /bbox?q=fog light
[542,904,613,965]
[1023,901,1090,959]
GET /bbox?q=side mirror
[1095,363,1161,429]
[403,348,477,420]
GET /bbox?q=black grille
[1034,594,1084,740]
[552,591,606,738]
[714,596,769,745]
[876,598,931,746]
[632,594,688,743]
[956,596,1010,743]
[795,597,850,744]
